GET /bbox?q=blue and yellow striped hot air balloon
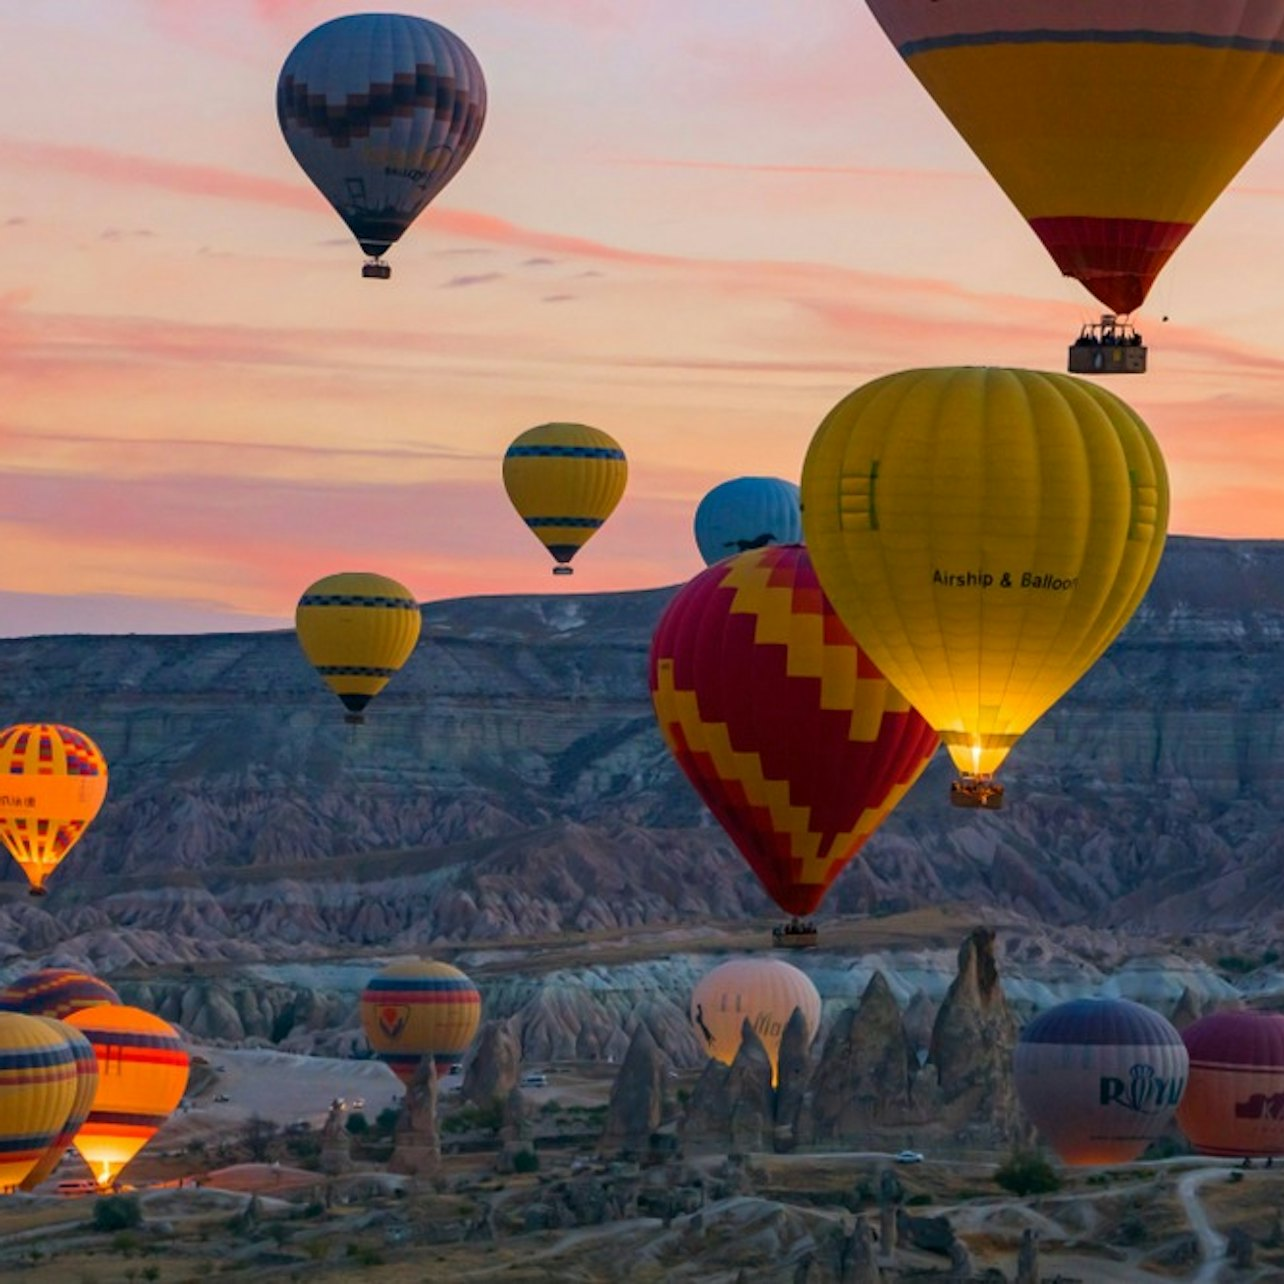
[0,968,121,1020]
[20,1018,99,1192]
[503,424,627,576]
[296,572,422,725]
[0,1012,78,1192]
[360,960,482,1084]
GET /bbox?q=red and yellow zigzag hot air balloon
[0,724,107,895]
[360,960,482,1085]
[64,1005,189,1189]
[649,545,938,931]
[0,968,121,1020]
[864,0,1284,315]
[20,1019,99,1192]
[0,1012,78,1192]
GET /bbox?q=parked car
[213,1093,230,1103]
[55,1179,98,1197]
[520,1072,548,1088]
[894,1149,925,1164]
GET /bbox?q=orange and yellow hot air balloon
[0,1012,78,1192]
[360,960,482,1084]
[864,0,1284,316]
[0,724,107,895]
[65,1005,189,1189]
[19,1019,99,1192]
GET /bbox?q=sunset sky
[3,0,1284,636]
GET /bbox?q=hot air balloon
[0,724,108,895]
[296,572,421,725]
[801,367,1168,808]
[1015,998,1187,1166]
[693,477,803,567]
[20,1019,99,1192]
[0,1012,78,1193]
[1177,1011,1284,1159]
[503,424,627,576]
[864,1,1284,364]
[0,968,121,1019]
[690,957,820,1086]
[277,13,487,278]
[650,544,937,941]
[64,1005,189,1189]
[360,960,482,1085]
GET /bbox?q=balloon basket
[343,713,366,727]
[27,886,48,898]
[552,566,573,577]
[949,776,1005,810]
[772,919,818,949]
[362,261,391,280]
[1067,315,1146,375]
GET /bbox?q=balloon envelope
[65,1005,189,1189]
[20,1019,99,1192]
[360,960,482,1085]
[0,1012,78,1192]
[694,477,802,566]
[0,724,108,894]
[503,424,627,573]
[1015,998,1187,1166]
[1178,1011,1284,1158]
[0,968,121,1020]
[296,572,421,721]
[690,957,820,1086]
[865,1,1284,313]
[801,367,1168,781]
[277,13,486,264]
[650,544,937,917]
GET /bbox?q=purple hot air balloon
[1015,997,1187,1165]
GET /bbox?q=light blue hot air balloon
[693,477,802,566]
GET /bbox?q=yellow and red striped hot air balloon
[19,1019,99,1192]
[503,424,628,576]
[0,968,121,1019]
[64,1005,189,1189]
[649,545,938,929]
[865,0,1284,317]
[296,572,421,725]
[0,724,108,895]
[360,960,482,1085]
[0,1012,78,1192]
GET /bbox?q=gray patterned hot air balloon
[277,13,487,278]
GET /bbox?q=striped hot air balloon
[1015,998,1187,1166]
[360,960,482,1085]
[690,957,821,1087]
[649,544,938,922]
[0,968,121,1020]
[0,724,108,895]
[64,1005,189,1189]
[19,1019,99,1192]
[296,572,421,725]
[864,1,1284,315]
[1178,1011,1284,1159]
[503,424,628,575]
[0,1012,78,1192]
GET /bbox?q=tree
[243,1113,279,1162]
[994,1151,1060,1197]
[93,1194,142,1232]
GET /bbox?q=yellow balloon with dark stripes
[296,572,421,724]
[802,368,1167,793]
[865,1,1284,314]
[65,1005,189,1189]
[20,1018,99,1191]
[503,424,627,575]
[0,1012,78,1192]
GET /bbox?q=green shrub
[94,1196,142,1233]
[345,1112,369,1135]
[513,1149,540,1174]
[994,1152,1060,1197]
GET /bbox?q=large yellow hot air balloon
[65,1005,189,1189]
[864,1,1284,321]
[296,572,421,725]
[503,424,627,575]
[802,367,1168,806]
[360,960,482,1085]
[690,957,821,1086]
[0,1012,78,1192]
[20,1019,99,1192]
[0,724,108,895]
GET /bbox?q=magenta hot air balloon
[1015,998,1187,1165]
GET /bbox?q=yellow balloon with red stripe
[0,1012,79,1192]
[865,0,1284,313]
[296,572,422,724]
[360,960,482,1084]
[19,1018,99,1192]
[65,1005,189,1189]
[0,724,108,895]
[503,424,627,575]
